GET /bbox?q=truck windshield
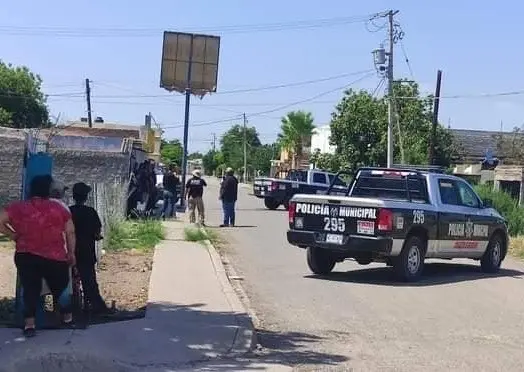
[351,171,428,203]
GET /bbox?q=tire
[307,247,336,275]
[481,234,504,273]
[283,200,290,210]
[264,198,280,210]
[393,235,426,282]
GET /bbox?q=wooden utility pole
[428,70,443,165]
[243,113,248,183]
[85,78,92,128]
[211,133,216,152]
[386,10,399,168]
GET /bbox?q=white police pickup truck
[287,166,508,282]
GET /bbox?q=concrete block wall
[0,135,130,208]
[0,135,25,207]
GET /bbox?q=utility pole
[85,78,92,128]
[243,113,248,183]
[386,10,398,168]
[428,70,443,165]
[211,133,216,152]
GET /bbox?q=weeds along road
[202,177,524,372]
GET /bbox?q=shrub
[474,184,524,236]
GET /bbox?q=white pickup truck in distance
[286,166,509,282]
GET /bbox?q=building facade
[311,125,336,154]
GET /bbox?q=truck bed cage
[326,166,432,202]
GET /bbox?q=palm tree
[278,111,315,169]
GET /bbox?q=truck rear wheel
[393,235,426,282]
[264,198,280,210]
[307,247,336,275]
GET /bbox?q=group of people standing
[0,175,110,337]
[183,167,239,227]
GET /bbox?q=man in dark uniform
[185,169,207,225]
[162,164,180,219]
[219,167,238,227]
[69,182,110,314]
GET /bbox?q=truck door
[453,179,491,255]
[437,178,468,256]
[311,172,329,194]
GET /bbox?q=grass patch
[184,227,222,245]
[106,219,165,252]
[509,236,524,259]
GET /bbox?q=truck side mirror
[482,198,493,208]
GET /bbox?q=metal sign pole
[179,35,194,210]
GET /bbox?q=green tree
[160,139,183,166]
[278,110,315,168]
[188,151,203,160]
[310,149,343,172]
[0,61,49,128]
[251,144,278,176]
[330,81,454,170]
[220,125,261,171]
[202,150,221,175]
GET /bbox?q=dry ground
[0,241,153,326]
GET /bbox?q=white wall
[311,125,336,154]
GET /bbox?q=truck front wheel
[307,247,336,275]
[264,198,280,210]
[480,234,504,273]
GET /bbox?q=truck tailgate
[289,195,386,243]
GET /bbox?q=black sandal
[23,327,36,338]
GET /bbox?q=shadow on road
[305,262,524,287]
[250,328,349,367]
[144,302,348,370]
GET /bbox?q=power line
[399,40,415,80]
[90,70,374,98]
[246,71,376,118]
[0,14,379,38]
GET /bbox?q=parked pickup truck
[253,169,347,210]
[286,166,508,281]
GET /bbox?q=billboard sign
[160,31,220,97]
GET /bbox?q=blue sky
[1,0,523,152]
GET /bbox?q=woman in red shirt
[0,175,76,337]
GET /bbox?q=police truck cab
[286,166,508,282]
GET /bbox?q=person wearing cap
[69,182,110,315]
[185,169,207,225]
[219,167,238,227]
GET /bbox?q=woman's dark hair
[29,175,53,198]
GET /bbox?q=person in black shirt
[69,182,110,314]
[219,167,238,227]
[185,169,207,225]
[162,165,180,219]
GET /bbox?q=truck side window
[456,180,480,208]
[438,179,461,206]
[328,174,347,187]
[313,172,327,184]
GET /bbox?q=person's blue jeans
[222,201,236,226]
[162,190,177,218]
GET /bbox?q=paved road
[202,178,524,372]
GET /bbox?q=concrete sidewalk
[0,221,277,371]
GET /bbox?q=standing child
[69,182,110,314]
